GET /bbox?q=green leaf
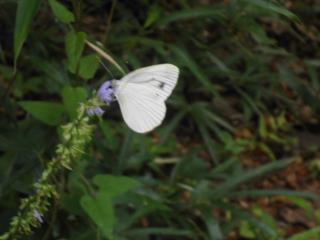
[0,153,15,194]
[93,174,141,198]
[69,231,96,240]
[60,174,87,215]
[100,121,118,150]
[48,0,75,23]
[252,206,278,232]
[65,31,86,73]
[122,201,171,230]
[14,0,41,66]
[259,115,268,138]
[316,210,320,225]
[80,193,114,238]
[78,54,99,80]
[61,86,87,120]
[19,101,65,126]
[287,196,314,219]
[239,221,255,239]
[288,226,320,240]
[144,6,162,28]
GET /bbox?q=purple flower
[87,106,104,116]
[87,81,114,117]
[33,210,43,223]
[87,108,95,116]
[97,81,113,105]
[94,107,105,115]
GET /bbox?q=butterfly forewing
[119,64,179,100]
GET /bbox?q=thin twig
[85,40,125,75]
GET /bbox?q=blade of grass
[170,45,219,97]
[200,207,224,240]
[209,158,238,176]
[226,189,320,200]
[115,129,134,174]
[233,86,262,114]
[211,158,294,197]
[215,201,279,238]
[159,109,188,145]
[14,0,41,69]
[158,7,225,26]
[126,227,193,237]
[116,36,167,57]
[241,0,299,21]
[195,116,218,164]
[203,108,235,132]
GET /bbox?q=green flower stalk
[0,98,102,240]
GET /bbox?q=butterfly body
[111,64,179,133]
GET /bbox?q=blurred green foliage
[0,0,320,239]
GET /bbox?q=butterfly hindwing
[114,64,179,133]
[116,83,166,133]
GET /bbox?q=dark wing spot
[158,82,165,89]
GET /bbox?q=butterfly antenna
[97,57,115,79]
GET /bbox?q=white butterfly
[111,64,179,133]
